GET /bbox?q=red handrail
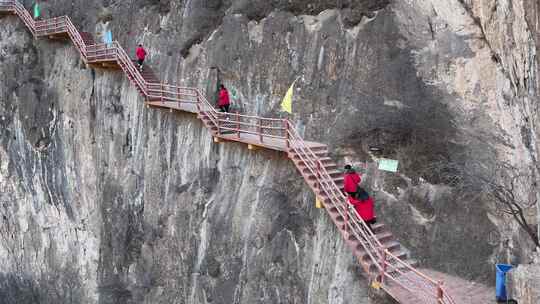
[0,2,458,303]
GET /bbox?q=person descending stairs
[343,164,362,197]
[218,84,231,113]
[347,188,376,232]
[136,43,147,72]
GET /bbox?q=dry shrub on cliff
[467,162,540,248]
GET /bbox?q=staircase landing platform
[217,132,315,152]
[422,269,494,304]
[146,100,198,113]
[382,268,494,304]
[146,100,324,152]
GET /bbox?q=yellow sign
[315,197,324,209]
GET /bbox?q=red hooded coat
[136,47,147,60]
[218,88,230,106]
[348,196,375,221]
[344,171,361,193]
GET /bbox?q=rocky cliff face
[1,0,539,303]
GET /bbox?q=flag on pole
[280,77,299,114]
[33,2,40,19]
[104,30,113,45]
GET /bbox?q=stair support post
[437,281,444,303]
[378,249,388,286]
[160,83,164,104]
[177,87,181,107]
[283,119,289,150]
[258,118,263,142]
[196,91,201,113]
[217,112,221,135]
[236,111,240,139]
[315,161,325,209]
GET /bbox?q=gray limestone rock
[1,0,540,303]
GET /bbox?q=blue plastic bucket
[496,264,513,301]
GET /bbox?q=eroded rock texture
[1,0,539,303]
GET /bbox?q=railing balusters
[258,118,263,142]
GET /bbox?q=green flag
[33,3,40,19]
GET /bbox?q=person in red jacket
[136,44,147,72]
[218,85,230,112]
[343,165,361,197]
[348,188,376,232]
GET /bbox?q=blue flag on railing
[104,30,112,46]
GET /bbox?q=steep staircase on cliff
[0,2,493,303]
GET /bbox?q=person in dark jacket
[136,44,147,71]
[343,165,361,197]
[347,188,376,232]
[218,85,230,112]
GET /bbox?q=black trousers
[220,104,230,113]
[365,218,377,232]
[137,58,144,67]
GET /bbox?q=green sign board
[378,158,399,172]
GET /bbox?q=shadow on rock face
[0,267,84,304]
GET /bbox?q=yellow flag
[281,78,298,114]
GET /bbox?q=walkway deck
[146,100,198,114]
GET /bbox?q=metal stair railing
[0,1,14,12]
[381,250,456,304]
[0,1,458,303]
[193,89,286,140]
[35,16,67,36]
[285,121,385,268]
[86,42,116,62]
[216,111,286,141]
[285,121,456,304]
[195,89,221,128]
[113,42,149,95]
[146,83,198,105]
[10,0,35,35]
[64,16,87,58]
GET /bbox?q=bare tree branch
[463,163,539,247]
